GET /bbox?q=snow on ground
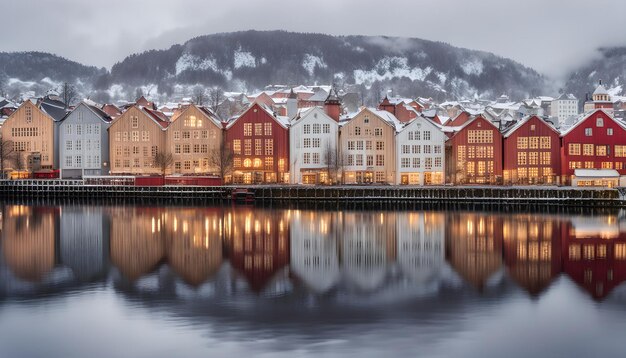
[353,56,432,86]
[461,58,484,76]
[233,50,256,69]
[302,54,327,76]
[608,85,623,97]
[8,78,36,87]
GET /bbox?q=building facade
[166,105,223,175]
[58,102,111,178]
[225,102,290,184]
[551,94,578,126]
[445,116,503,185]
[108,105,169,175]
[1,100,55,172]
[503,116,561,185]
[289,107,339,184]
[560,109,626,185]
[396,115,446,185]
[339,108,399,184]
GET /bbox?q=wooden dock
[0,180,624,208]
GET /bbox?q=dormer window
[597,117,604,127]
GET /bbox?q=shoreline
[1,180,624,208]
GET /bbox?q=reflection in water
[2,204,626,301]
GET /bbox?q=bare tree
[209,140,234,182]
[207,87,224,113]
[323,142,341,185]
[11,152,26,172]
[0,138,15,178]
[192,86,207,106]
[153,151,173,177]
[60,82,77,108]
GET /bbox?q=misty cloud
[2,0,626,80]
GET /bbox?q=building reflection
[446,213,503,290]
[1,205,59,282]
[397,212,445,284]
[562,215,626,300]
[60,206,109,281]
[224,208,290,292]
[289,210,340,293]
[109,207,166,281]
[4,203,626,302]
[340,212,396,291]
[502,214,562,296]
[164,208,223,287]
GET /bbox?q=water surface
[1,204,626,357]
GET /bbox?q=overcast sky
[4,0,626,79]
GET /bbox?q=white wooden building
[289,107,339,184]
[395,115,446,185]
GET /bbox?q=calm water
[1,204,626,357]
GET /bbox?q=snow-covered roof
[593,84,609,96]
[574,169,619,178]
[560,108,626,137]
[555,93,577,101]
[503,115,559,138]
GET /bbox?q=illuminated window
[518,152,527,165]
[528,152,539,165]
[244,140,251,155]
[233,140,241,155]
[517,137,528,149]
[255,123,263,136]
[265,139,273,156]
[596,145,607,156]
[253,158,262,168]
[529,137,539,149]
[243,158,252,168]
[255,139,262,155]
[540,152,551,165]
[616,145,626,157]
[584,161,594,169]
[540,137,551,149]
[244,123,252,136]
[529,167,539,178]
[568,143,581,155]
[583,144,594,156]
[264,123,272,136]
[518,167,527,178]
[601,162,613,169]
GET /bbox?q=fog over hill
[0,30,584,105]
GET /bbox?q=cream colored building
[339,108,400,184]
[109,105,169,175]
[1,100,55,171]
[166,105,223,175]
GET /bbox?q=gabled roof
[340,107,403,132]
[398,114,444,134]
[444,115,500,140]
[555,93,577,101]
[39,96,69,121]
[560,108,626,137]
[226,102,289,130]
[109,105,170,130]
[290,106,337,128]
[61,101,112,124]
[503,115,560,138]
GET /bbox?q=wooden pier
[0,180,624,208]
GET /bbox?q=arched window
[243,159,252,168]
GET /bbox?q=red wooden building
[560,109,626,185]
[503,116,561,185]
[445,116,503,184]
[225,102,290,184]
[561,216,626,301]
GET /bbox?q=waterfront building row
[3,90,626,186]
